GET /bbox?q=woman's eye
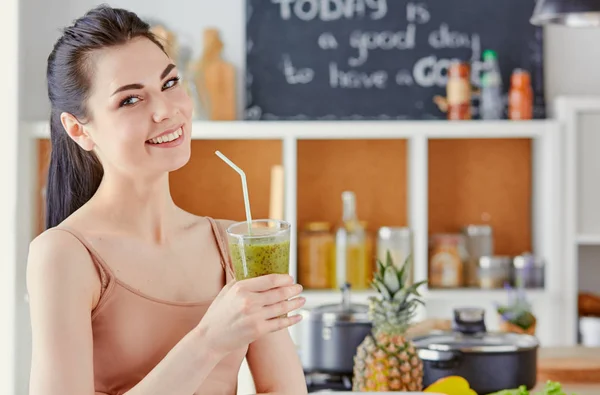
[120,96,140,107]
[163,76,181,90]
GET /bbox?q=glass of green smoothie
[226,219,291,281]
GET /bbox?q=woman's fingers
[262,296,306,320]
[259,283,303,306]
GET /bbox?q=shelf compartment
[297,139,408,234]
[428,138,533,256]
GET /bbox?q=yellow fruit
[352,252,426,392]
[424,376,477,395]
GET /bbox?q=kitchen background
[3,0,600,394]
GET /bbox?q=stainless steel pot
[413,308,539,394]
[298,284,372,374]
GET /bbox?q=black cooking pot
[298,284,372,374]
[413,307,539,395]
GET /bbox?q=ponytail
[45,4,164,229]
[45,112,103,229]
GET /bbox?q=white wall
[1,0,18,392]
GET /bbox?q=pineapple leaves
[383,265,401,295]
[373,279,392,299]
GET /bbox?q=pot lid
[305,302,370,323]
[300,283,371,323]
[412,331,539,354]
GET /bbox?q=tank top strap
[51,226,114,295]
[207,217,235,282]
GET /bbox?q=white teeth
[147,128,183,144]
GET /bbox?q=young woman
[26,5,307,395]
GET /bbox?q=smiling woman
[26,4,307,395]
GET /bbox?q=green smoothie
[229,239,290,280]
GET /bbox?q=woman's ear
[60,112,95,151]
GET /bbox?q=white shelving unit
[558,96,600,345]
[23,118,567,346]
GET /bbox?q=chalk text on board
[429,23,481,52]
[272,0,388,22]
[329,62,388,89]
[348,25,416,67]
[406,2,430,24]
[283,55,315,84]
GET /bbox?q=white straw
[215,150,253,233]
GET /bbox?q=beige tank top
[54,217,247,395]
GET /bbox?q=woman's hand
[196,274,305,356]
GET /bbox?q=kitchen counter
[532,346,600,395]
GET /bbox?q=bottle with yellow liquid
[335,191,370,290]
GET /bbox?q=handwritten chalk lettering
[395,69,414,86]
[329,62,388,89]
[271,0,387,22]
[318,32,339,49]
[429,24,479,51]
[348,25,416,67]
[412,55,454,88]
[406,2,430,24]
[282,55,315,84]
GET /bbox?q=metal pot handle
[418,349,460,362]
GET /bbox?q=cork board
[297,139,408,233]
[428,138,532,255]
[35,139,282,235]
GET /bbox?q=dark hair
[45,4,165,229]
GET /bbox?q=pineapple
[352,252,426,392]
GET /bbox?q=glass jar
[429,234,468,288]
[478,256,512,289]
[298,222,335,289]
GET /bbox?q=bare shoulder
[27,228,99,307]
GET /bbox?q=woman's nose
[152,94,178,123]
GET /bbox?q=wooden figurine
[150,24,179,61]
[191,28,236,121]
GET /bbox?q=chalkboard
[245,0,545,120]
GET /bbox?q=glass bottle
[335,191,369,290]
[508,69,533,120]
[446,61,472,120]
[480,49,504,120]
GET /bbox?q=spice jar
[462,225,494,287]
[478,256,512,289]
[298,222,335,289]
[508,69,533,120]
[429,234,468,288]
[513,253,544,288]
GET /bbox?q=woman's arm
[246,328,308,395]
[27,231,226,395]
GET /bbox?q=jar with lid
[428,234,468,288]
[478,256,512,289]
[377,227,413,285]
[462,225,494,287]
[298,222,335,289]
[513,253,544,288]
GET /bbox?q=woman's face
[84,36,193,179]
